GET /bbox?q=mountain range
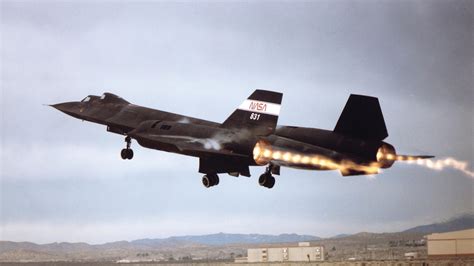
[1,213,472,262]
[162,213,474,245]
[402,213,473,234]
[131,232,320,246]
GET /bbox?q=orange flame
[252,140,380,175]
[253,141,473,179]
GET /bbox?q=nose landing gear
[121,136,134,160]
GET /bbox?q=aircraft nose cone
[51,102,73,111]
[50,102,82,116]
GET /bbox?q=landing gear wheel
[202,174,219,188]
[120,136,134,160]
[259,173,275,189]
[202,176,211,188]
[259,164,276,189]
[121,149,128,160]
[126,149,134,159]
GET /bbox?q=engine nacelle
[252,136,398,172]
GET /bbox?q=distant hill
[0,233,320,257]
[0,233,320,262]
[133,232,320,246]
[330,234,351,239]
[2,214,474,262]
[403,213,474,234]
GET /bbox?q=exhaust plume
[402,157,474,178]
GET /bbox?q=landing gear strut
[202,173,219,188]
[259,164,276,189]
[120,136,134,160]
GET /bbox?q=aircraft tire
[202,175,211,188]
[126,149,134,160]
[208,173,219,186]
[266,175,275,188]
[259,173,275,189]
[120,149,128,160]
[202,174,219,188]
[213,174,220,185]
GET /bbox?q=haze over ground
[1,1,472,244]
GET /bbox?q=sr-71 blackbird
[51,90,432,188]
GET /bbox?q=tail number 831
[250,113,261,120]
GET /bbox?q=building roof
[426,228,474,240]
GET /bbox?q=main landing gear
[120,136,134,160]
[202,173,219,188]
[259,164,276,189]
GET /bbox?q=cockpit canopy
[81,96,92,102]
[99,93,130,104]
[81,93,129,104]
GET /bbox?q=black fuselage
[52,93,393,175]
[51,91,433,189]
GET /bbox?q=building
[404,252,419,260]
[247,242,324,262]
[427,228,474,258]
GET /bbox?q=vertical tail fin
[221,89,283,135]
[334,94,388,140]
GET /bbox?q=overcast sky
[1,1,472,244]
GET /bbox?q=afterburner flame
[377,148,474,178]
[370,148,473,179]
[253,140,272,165]
[252,140,381,175]
[253,140,473,179]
